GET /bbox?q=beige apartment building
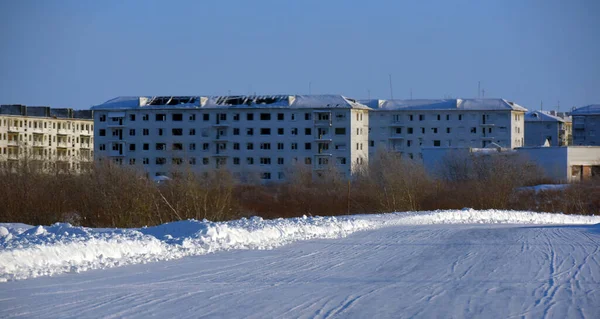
[0,104,94,172]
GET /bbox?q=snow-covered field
[2,209,600,318]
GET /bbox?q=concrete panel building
[363,98,527,160]
[524,110,571,147]
[572,104,600,146]
[0,105,94,171]
[91,95,370,181]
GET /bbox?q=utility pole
[389,74,394,100]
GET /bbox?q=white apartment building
[362,98,527,159]
[524,110,571,147]
[572,104,600,146]
[0,104,94,171]
[91,95,370,181]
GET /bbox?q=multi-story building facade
[572,104,600,146]
[524,110,571,147]
[0,104,94,171]
[91,95,369,181]
[363,98,527,159]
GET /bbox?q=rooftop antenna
[478,81,481,98]
[482,89,485,98]
[540,100,543,112]
[388,74,394,99]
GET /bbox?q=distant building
[91,95,370,181]
[0,105,94,172]
[422,146,600,182]
[363,98,527,160]
[572,104,600,146]
[524,110,571,147]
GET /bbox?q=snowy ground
[2,210,600,318]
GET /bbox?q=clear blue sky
[1,0,598,111]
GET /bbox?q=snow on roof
[571,104,600,115]
[92,95,370,110]
[525,111,570,123]
[363,98,527,111]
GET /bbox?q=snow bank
[516,184,569,193]
[0,216,373,282]
[1,210,599,282]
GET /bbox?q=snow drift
[1,209,599,282]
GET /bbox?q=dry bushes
[1,150,597,227]
[423,151,548,210]
[0,161,238,228]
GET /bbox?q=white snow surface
[2,210,600,318]
[1,209,599,282]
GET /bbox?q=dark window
[172,114,183,121]
[233,128,240,135]
[233,113,240,121]
[129,144,136,151]
[172,143,183,151]
[129,129,135,136]
[156,114,166,121]
[305,113,312,120]
[305,142,311,150]
[260,113,271,121]
[247,143,254,150]
[277,113,284,121]
[233,143,240,150]
[172,128,183,136]
[142,114,149,121]
[247,128,254,136]
[278,128,284,135]
[158,128,163,136]
[143,129,149,135]
[156,157,166,165]
[335,128,346,135]
[260,128,271,135]
[419,115,425,121]
[434,140,441,147]
[260,143,271,150]
[143,143,149,150]
[247,113,254,121]
[203,114,209,121]
[99,129,106,136]
[305,128,311,135]
[129,114,136,121]
[156,143,166,150]
[189,128,196,135]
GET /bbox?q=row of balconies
[4,126,93,135]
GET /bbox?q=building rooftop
[360,98,527,112]
[571,104,600,116]
[91,95,370,110]
[0,105,93,119]
[525,110,571,123]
